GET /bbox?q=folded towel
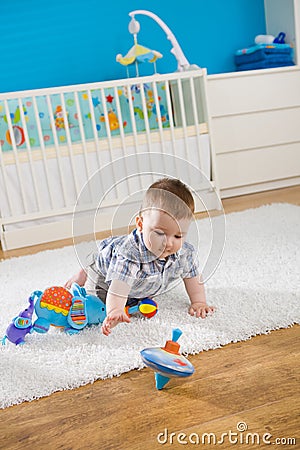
[236,59,295,71]
[236,52,293,66]
[235,43,294,67]
[236,43,293,56]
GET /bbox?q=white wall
[264,0,299,64]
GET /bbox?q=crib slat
[112,87,126,148]
[99,88,120,199]
[164,80,176,150]
[126,86,138,142]
[139,81,156,187]
[164,79,181,175]
[87,89,101,157]
[189,76,203,171]
[126,85,143,190]
[176,78,193,181]
[60,93,80,199]
[201,67,219,192]
[139,83,152,154]
[86,89,105,196]
[152,80,169,180]
[46,94,69,207]
[3,99,29,214]
[32,97,55,210]
[73,91,93,202]
[113,85,131,197]
[18,98,42,212]
[176,79,189,153]
[152,81,166,154]
[0,141,13,216]
[99,88,113,160]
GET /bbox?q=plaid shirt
[93,229,199,298]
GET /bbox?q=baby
[65,178,215,335]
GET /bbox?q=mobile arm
[129,10,191,71]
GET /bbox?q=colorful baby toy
[140,328,195,390]
[125,298,157,319]
[1,292,36,345]
[2,284,158,345]
[33,283,107,336]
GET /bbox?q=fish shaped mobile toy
[140,328,195,390]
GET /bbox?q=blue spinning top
[140,328,194,389]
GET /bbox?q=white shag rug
[0,203,299,409]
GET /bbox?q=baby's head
[136,178,194,259]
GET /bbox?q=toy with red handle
[141,328,195,390]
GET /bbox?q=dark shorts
[85,260,139,307]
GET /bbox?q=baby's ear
[136,215,143,231]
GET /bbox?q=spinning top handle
[172,328,182,342]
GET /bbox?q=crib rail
[0,69,219,250]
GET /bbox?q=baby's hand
[189,302,216,319]
[101,310,131,336]
[64,269,87,289]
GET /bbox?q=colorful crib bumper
[0,83,170,152]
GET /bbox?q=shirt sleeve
[181,244,200,279]
[105,255,140,287]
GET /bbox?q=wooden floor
[0,186,299,450]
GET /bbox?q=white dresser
[206,0,300,198]
[207,66,300,197]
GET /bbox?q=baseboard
[220,177,300,199]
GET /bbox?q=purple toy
[2,291,39,345]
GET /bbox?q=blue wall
[0,0,266,92]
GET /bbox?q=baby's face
[136,209,191,259]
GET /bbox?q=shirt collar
[117,229,180,263]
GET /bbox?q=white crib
[0,69,220,251]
